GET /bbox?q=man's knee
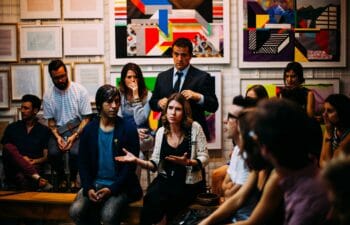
[69,191,87,219]
[101,208,121,225]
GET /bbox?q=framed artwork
[110,70,222,150]
[42,63,72,93]
[0,24,18,62]
[19,26,62,58]
[0,71,10,109]
[238,0,346,68]
[63,0,103,19]
[0,116,16,150]
[63,24,104,56]
[10,64,42,101]
[73,62,105,102]
[109,0,230,65]
[240,78,340,116]
[20,0,61,19]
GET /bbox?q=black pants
[140,175,203,225]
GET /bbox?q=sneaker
[37,178,53,192]
[70,180,80,192]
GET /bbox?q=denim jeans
[48,132,79,182]
[69,189,129,225]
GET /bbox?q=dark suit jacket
[149,65,219,140]
[78,117,142,202]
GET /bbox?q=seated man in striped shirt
[43,59,92,191]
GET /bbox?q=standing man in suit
[149,37,218,140]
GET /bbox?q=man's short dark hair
[172,38,193,55]
[48,59,67,76]
[21,94,41,110]
[95,84,120,113]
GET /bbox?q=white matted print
[0,24,18,62]
[0,71,10,109]
[63,24,104,56]
[73,62,105,102]
[63,0,103,19]
[42,63,72,94]
[20,0,61,19]
[10,64,42,100]
[20,26,62,58]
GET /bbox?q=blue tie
[174,71,183,92]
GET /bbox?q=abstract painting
[239,0,346,68]
[240,78,340,116]
[109,0,230,65]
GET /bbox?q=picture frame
[63,24,104,56]
[10,64,42,101]
[73,62,105,102]
[42,63,72,94]
[238,0,347,68]
[109,0,230,65]
[63,0,103,19]
[20,0,61,19]
[110,70,222,150]
[240,78,340,116]
[0,71,10,109]
[0,24,18,62]
[0,116,16,150]
[19,26,62,58]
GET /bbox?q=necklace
[168,132,184,148]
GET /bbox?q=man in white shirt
[43,59,92,191]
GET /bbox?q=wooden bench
[0,191,142,224]
[0,191,76,221]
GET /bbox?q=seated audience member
[1,94,52,191]
[200,107,280,225]
[320,94,350,168]
[250,98,330,225]
[321,155,350,225]
[211,89,267,197]
[44,59,92,191]
[245,84,269,101]
[118,62,153,151]
[118,62,154,181]
[279,62,315,118]
[116,93,209,225]
[211,98,244,197]
[233,108,284,225]
[69,85,142,225]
